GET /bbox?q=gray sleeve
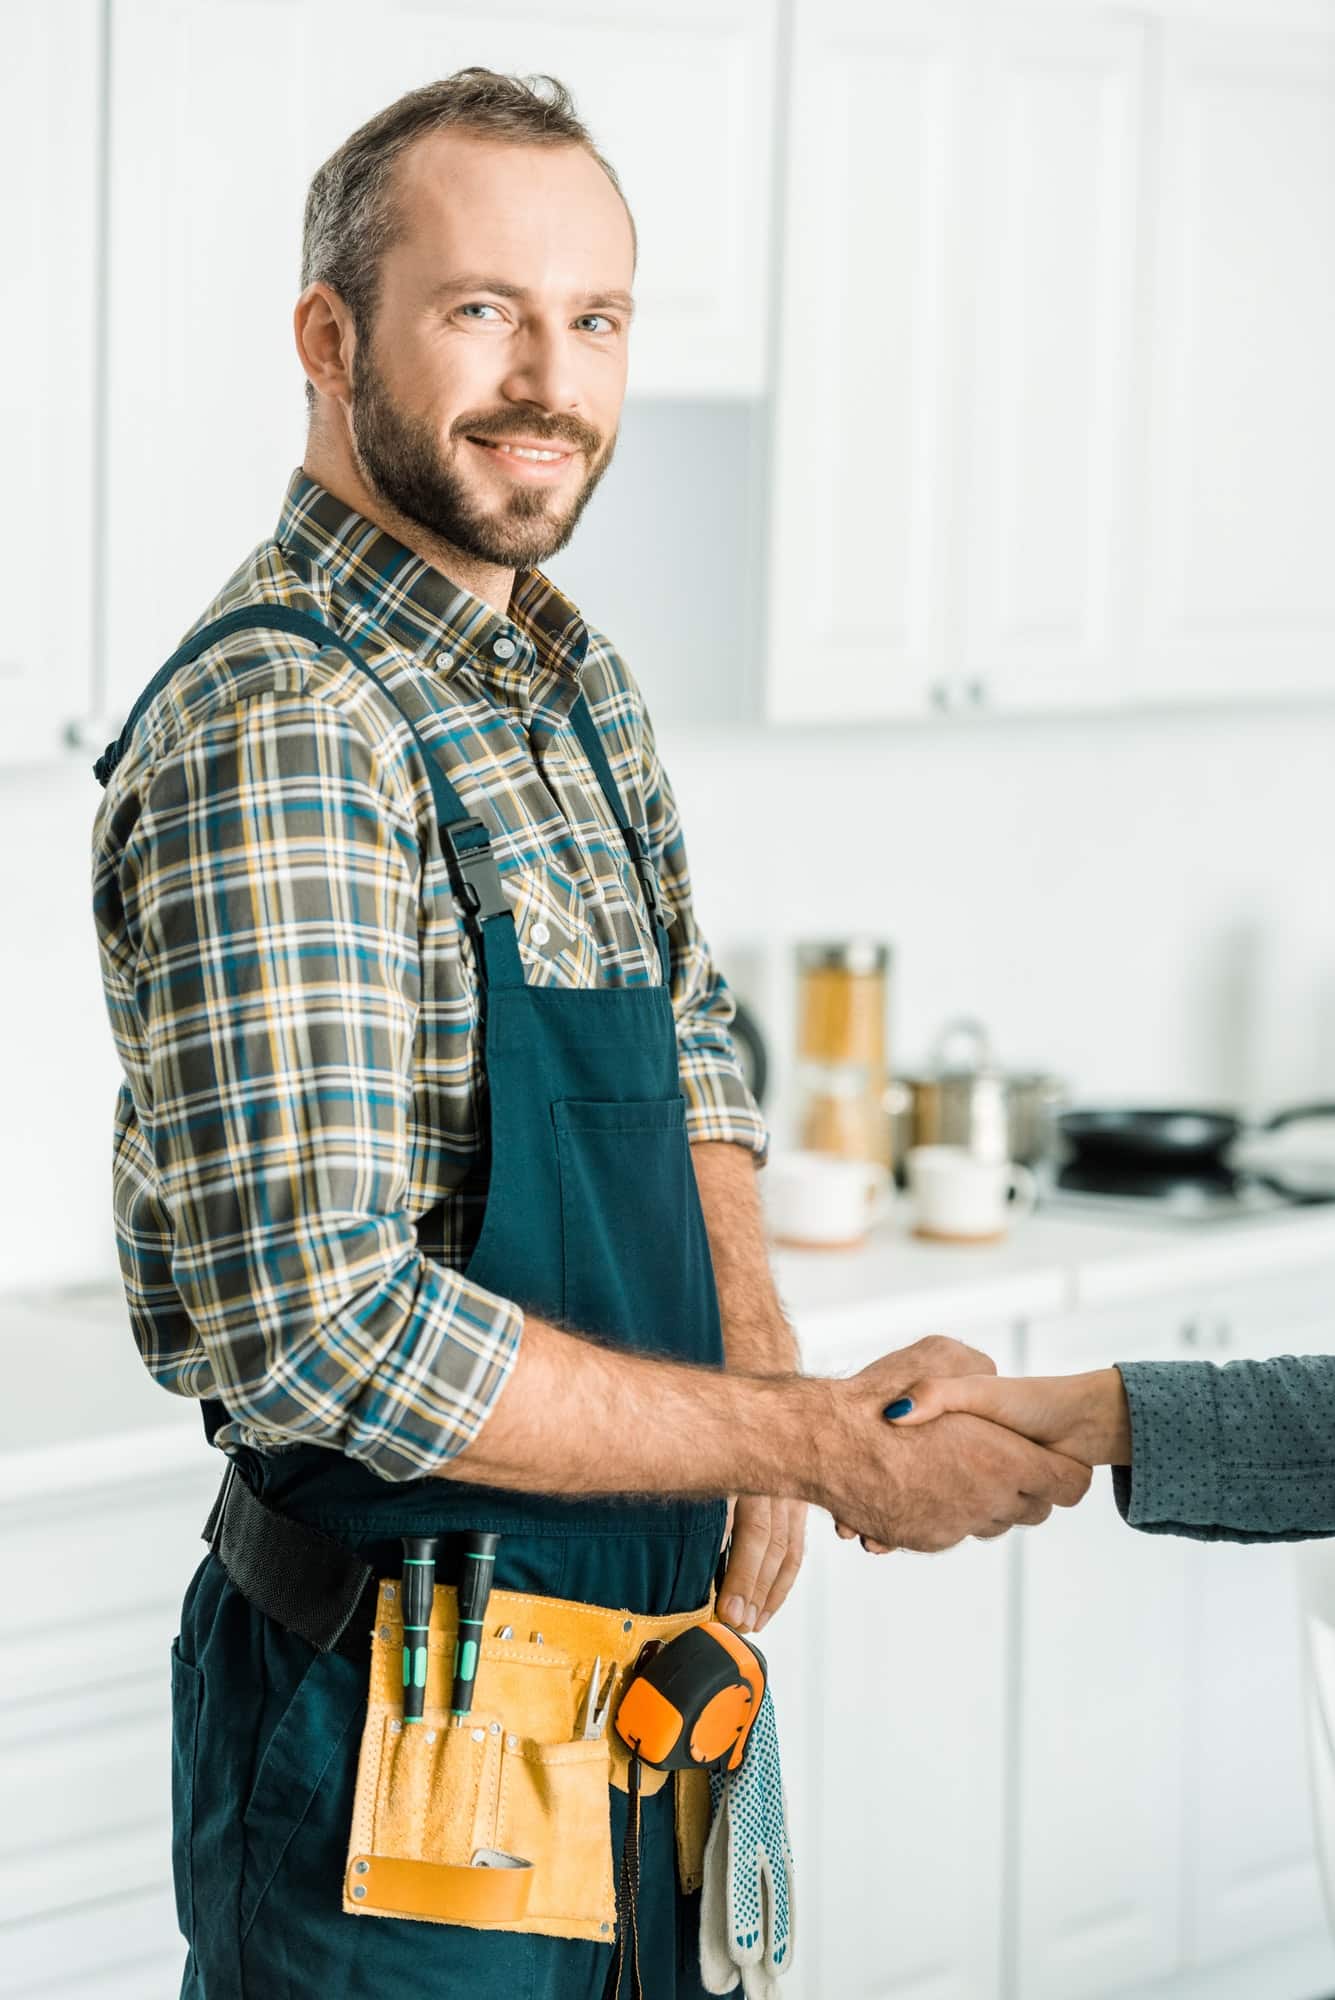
[1111,1354,1335,1543]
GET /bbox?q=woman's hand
[882,1366,1133,1468]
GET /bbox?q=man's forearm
[445,1324,1094,1551]
[691,1140,798,1374]
[446,1314,826,1500]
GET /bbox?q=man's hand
[882,1365,1133,1468]
[835,1334,997,1552]
[717,1495,808,1635]
[822,1337,1093,1553]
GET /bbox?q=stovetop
[1039,1156,1335,1227]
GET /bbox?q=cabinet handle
[1181,1320,1201,1348]
[966,679,987,707]
[930,681,954,712]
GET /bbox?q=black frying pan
[1059,1102,1335,1169]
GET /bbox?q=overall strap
[92,605,525,990]
[568,696,674,986]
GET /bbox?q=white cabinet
[102,0,327,723]
[767,1,966,724]
[960,15,1144,714]
[1138,20,1335,704]
[1178,1272,1335,1973]
[1014,1305,1193,2000]
[767,3,1335,726]
[767,5,1147,724]
[101,0,776,730]
[0,1461,220,2000]
[0,0,101,766]
[767,1325,1014,1999]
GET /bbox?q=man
[90,68,1089,2000]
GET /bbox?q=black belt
[202,1460,379,1659]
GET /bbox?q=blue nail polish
[884,1398,914,1420]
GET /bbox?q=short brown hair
[300,67,633,407]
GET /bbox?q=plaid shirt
[91,470,766,1483]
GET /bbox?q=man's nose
[497,322,585,422]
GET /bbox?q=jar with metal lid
[794,939,892,1167]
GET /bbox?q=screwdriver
[450,1532,501,1724]
[400,1536,439,1723]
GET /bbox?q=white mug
[906,1144,1037,1244]
[762,1150,892,1250]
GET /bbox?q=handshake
[822,1336,1132,1555]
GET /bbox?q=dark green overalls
[98,609,729,2000]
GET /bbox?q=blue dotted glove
[698,1687,796,1998]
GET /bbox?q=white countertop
[773,1197,1335,1361]
[8,1201,1335,1496]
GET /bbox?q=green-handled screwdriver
[450,1532,502,1724]
[400,1536,439,1723]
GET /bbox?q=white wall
[660,704,1335,1149]
[5,692,1335,1292]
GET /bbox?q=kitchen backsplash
[4,698,1335,1291]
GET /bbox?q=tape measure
[614,1621,766,1773]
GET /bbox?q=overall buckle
[446,820,509,922]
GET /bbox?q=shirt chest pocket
[509,862,599,988]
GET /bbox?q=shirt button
[531,922,551,947]
[492,636,516,661]
[435,651,452,669]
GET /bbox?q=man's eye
[575,314,615,334]
[457,302,501,320]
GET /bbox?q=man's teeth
[481,441,566,462]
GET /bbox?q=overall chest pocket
[554,1096,715,1362]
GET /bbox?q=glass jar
[794,939,892,1168]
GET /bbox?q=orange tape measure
[614,1621,766,1773]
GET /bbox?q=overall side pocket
[239,1648,365,1940]
[169,1641,203,1945]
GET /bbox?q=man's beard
[349,341,616,570]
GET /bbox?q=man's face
[347,130,633,571]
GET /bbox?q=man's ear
[294,281,356,407]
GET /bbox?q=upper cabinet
[767,2,967,724]
[1138,19,1335,704]
[100,0,776,728]
[102,0,330,722]
[766,0,1335,724]
[960,14,1144,715]
[1,0,101,765]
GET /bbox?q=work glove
[698,1687,795,1998]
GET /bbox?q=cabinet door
[0,0,100,765]
[1179,1270,1335,1974]
[763,1324,1013,1999]
[1139,22,1335,703]
[1015,1306,1192,2000]
[766,1,967,724]
[960,16,1143,714]
[102,0,326,723]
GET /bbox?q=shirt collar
[274,468,591,698]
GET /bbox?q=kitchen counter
[772,1197,1335,1360]
[8,1200,1335,1494]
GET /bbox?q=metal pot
[886,1018,1066,1177]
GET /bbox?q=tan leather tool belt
[343,1578,715,1941]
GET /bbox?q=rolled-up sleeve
[640,707,768,1161]
[1113,1354,1335,1543]
[117,687,522,1481]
